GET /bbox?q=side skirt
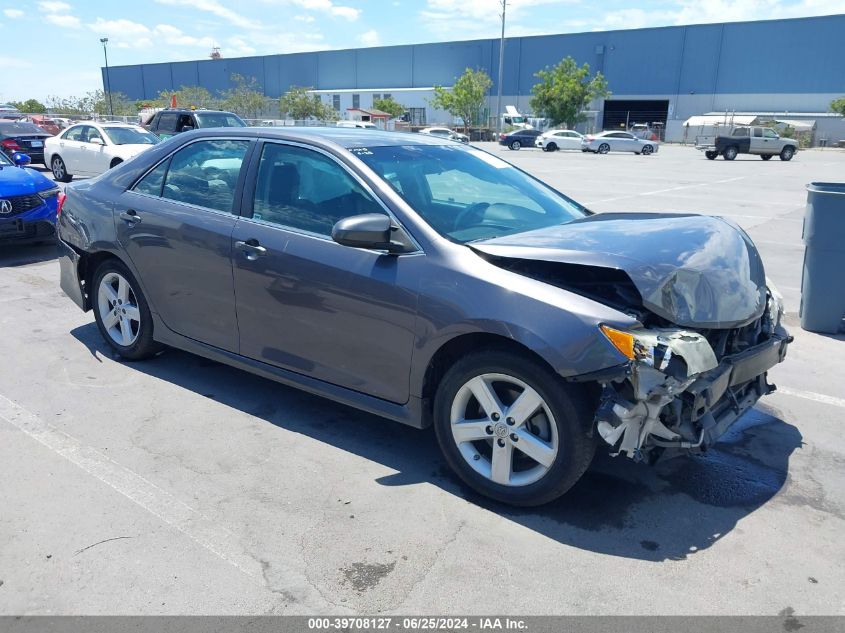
[150,313,428,429]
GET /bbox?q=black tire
[597,143,610,154]
[509,140,521,150]
[705,151,718,160]
[642,144,654,155]
[723,146,738,161]
[92,259,163,361]
[110,158,123,169]
[761,154,772,160]
[51,155,72,182]
[780,146,795,161]
[433,349,596,506]
[546,142,558,152]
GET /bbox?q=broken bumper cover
[578,325,791,459]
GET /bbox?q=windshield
[102,127,160,145]
[0,151,11,165]
[354,144,587,243]
[195,113,247,128]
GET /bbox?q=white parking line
[585,176,746,204]
[0,393,319,606]
[775,387,845,409]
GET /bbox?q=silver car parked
[581,131,659,155]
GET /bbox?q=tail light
[499,133,506,140]
[1,139,21,152]
[56,192,67,218]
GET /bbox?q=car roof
[176,126,454,149]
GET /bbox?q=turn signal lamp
[599,325,636,360]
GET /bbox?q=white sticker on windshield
[466,149,511,169]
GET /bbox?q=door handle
[235,239,267,260]
[119,210,141,225]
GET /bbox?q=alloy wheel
[450,373,559,487]
[51,157,64,180]
[97,272,141,347]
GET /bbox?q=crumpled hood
[472,212,767,329]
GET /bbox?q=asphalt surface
[1,144,843,615]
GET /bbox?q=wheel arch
[74,248,134,311]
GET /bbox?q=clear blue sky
[1,0,841,102]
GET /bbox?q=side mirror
[332,213,404,252]
[12,152,31,167]
[180,125,195,133]
[91,137,104,145]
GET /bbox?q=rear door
[749,127,766,154]
[231,140,421,404]
[114,137,254,351]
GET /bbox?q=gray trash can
[801,182,845,333]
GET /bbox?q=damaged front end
[584,293,791,461]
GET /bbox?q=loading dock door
[602,99,669,132]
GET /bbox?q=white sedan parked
[581,130,659,155]
[535,129,584,151]
[45,122,160,182]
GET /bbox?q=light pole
[100,37,114,117]
[495,0,507,133]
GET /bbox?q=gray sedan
[582,130,659,155]
[56,128,789,506]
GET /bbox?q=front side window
[252,143,385,236]
[764,128,778,138]
[160,139,251,212]
[103,127,160,145]
[355,144,587,243]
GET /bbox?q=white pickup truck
[695,125,798,161]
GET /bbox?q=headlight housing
[38,186,60,201]
[599,324,718,377]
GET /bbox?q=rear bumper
[58,237,88,311]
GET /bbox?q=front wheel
[509,140,521,150]
[597,143,610,154]
[93,259,163,360]
[433,350,596,506]
[761,154,773,161]
[641,144,654,155]
[546,142,558,152]
[51,155,72,182]
[780,146,795,161]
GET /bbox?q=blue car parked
[0,152,60,244]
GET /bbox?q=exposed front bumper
[0,202,56,243]
[590,327,792,460]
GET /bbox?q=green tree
[831,97,845,117]
[279,86,336,120]
[45,90,133,116]
[373,97,405,119]
[221,74,267,119]
[159,86,218,110]
[429,68,492,131]
[10,98,47,113]
[529,57,610,128]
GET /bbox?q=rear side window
[156,112,179,132]
[753,128,762,137]
[160,140,251,212]
[133,160,169,197]
[733,127,749,136]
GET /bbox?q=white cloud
[359,29,380,46]
[38,1,71,11]
[3,9,25,18]
[290,0,361,20]
[227,36,258,56]
[154,0,261,29]
[0,56,32,69]
[45,13,81,28]
[89,17,151,37]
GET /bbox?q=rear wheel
[93,259,163,361]
[705,151,718,160]
[597,143,610,154]
[509,140,521,150]
[433,350,596,506]
[723,146,738,161]
[51,155,72,182]
[780,146,795,161]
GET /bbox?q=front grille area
[0,194,44,217]
[0,220,55,241]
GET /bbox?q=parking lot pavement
[1,145,844,615]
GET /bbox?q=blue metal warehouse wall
[104,14,845,102]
